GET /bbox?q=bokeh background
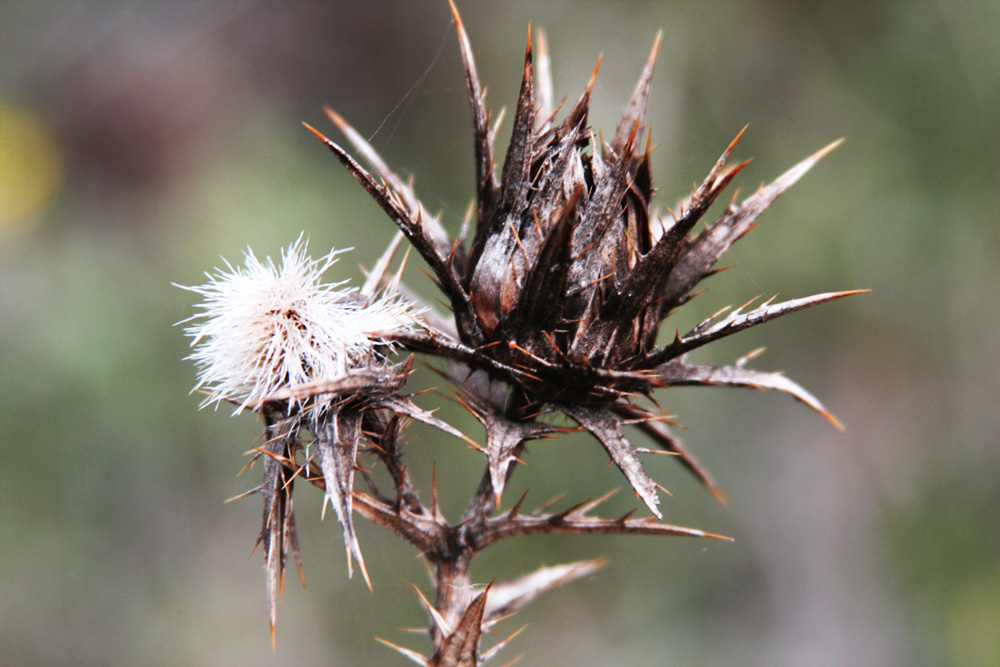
[2,1,998,665]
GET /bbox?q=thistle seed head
[177,236,413,416]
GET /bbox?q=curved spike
[657,138,845,314]
[649,289,869,365]
[448,0,497,212]
[566,406,661,518]
[609,30,661,156]
[534,28,553,128]
[324,107,455,265]
[657,359,845,430]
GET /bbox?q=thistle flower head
[306,7,862,519]
[178,236,412,415]
[180,7,865,661]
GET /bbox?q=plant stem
[432,553,473,652]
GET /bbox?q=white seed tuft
[177,236,414,414]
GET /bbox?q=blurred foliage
[1,1,998,665]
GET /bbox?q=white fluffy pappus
[176,237,414,414]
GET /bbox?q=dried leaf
[658,139,844,313]
[255,408,303,645]
[608,31,661,158]
[649,290,867,365]
[484,558,606,624]
[315,408,371,588]
[613,402,727,505]
[566,406,661,518]
[259,357,411,404]
[657,359,844,429]
[448,0,497,221]
[458,390,561,505]
[304,124,478,338]
[326,109,452,250]
[431,584,491,667]
[382,395,479,448]
[478,492,731,548]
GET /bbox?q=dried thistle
[307,2,861,517]
[179,3,862,664]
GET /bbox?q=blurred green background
[2,1,998,665]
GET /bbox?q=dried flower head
[177,236,412,416]
[179,5,863,662]
[307,2,863,517]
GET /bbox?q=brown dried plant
[180,3,862,664]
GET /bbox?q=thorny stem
[462,468,500,522]
[432,555,474,651]
[350,461,481,656]
[255,397,735,665]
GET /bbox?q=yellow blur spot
[0,103,64,237]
